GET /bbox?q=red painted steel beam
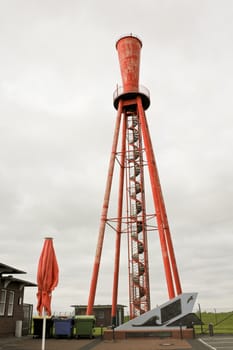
[111,110,127,324]
[137,96,176,299]
[86,100,123,315]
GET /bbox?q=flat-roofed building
[0,263,36,336]
[72,304,126,327]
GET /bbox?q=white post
[42,309,46,350]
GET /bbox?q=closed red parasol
[37,237,59,316]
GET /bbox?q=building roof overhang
[1,275,37,290]
[0,262,26,275]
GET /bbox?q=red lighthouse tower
[87,35,183,324]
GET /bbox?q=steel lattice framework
[86,35,182,323]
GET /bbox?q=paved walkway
[0,336,209,350]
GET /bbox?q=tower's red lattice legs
[86,35,182,323]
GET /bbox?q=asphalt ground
[198,335,233,349]
[0,335,215,350]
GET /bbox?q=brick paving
[0,336,209,350]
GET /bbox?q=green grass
[195,311,233,335]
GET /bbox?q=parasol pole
[37,237,58,350]
[42,307,46,350]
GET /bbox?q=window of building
[7,291,14,316]
[0,290,7,316]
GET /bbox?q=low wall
[103,328,194,340]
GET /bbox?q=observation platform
[113,85,150,110]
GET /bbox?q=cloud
[1,1,233,315]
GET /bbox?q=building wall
[0,282,24,336]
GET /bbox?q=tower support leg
[86,101,123,315]
[111,112,127,325]
[137,96,182,298]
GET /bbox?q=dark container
[74,315,95,339]
[33,317,53,338]
[54,318,73,338]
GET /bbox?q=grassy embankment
[194,311,233,335]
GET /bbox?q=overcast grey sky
[0,0,233,315]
